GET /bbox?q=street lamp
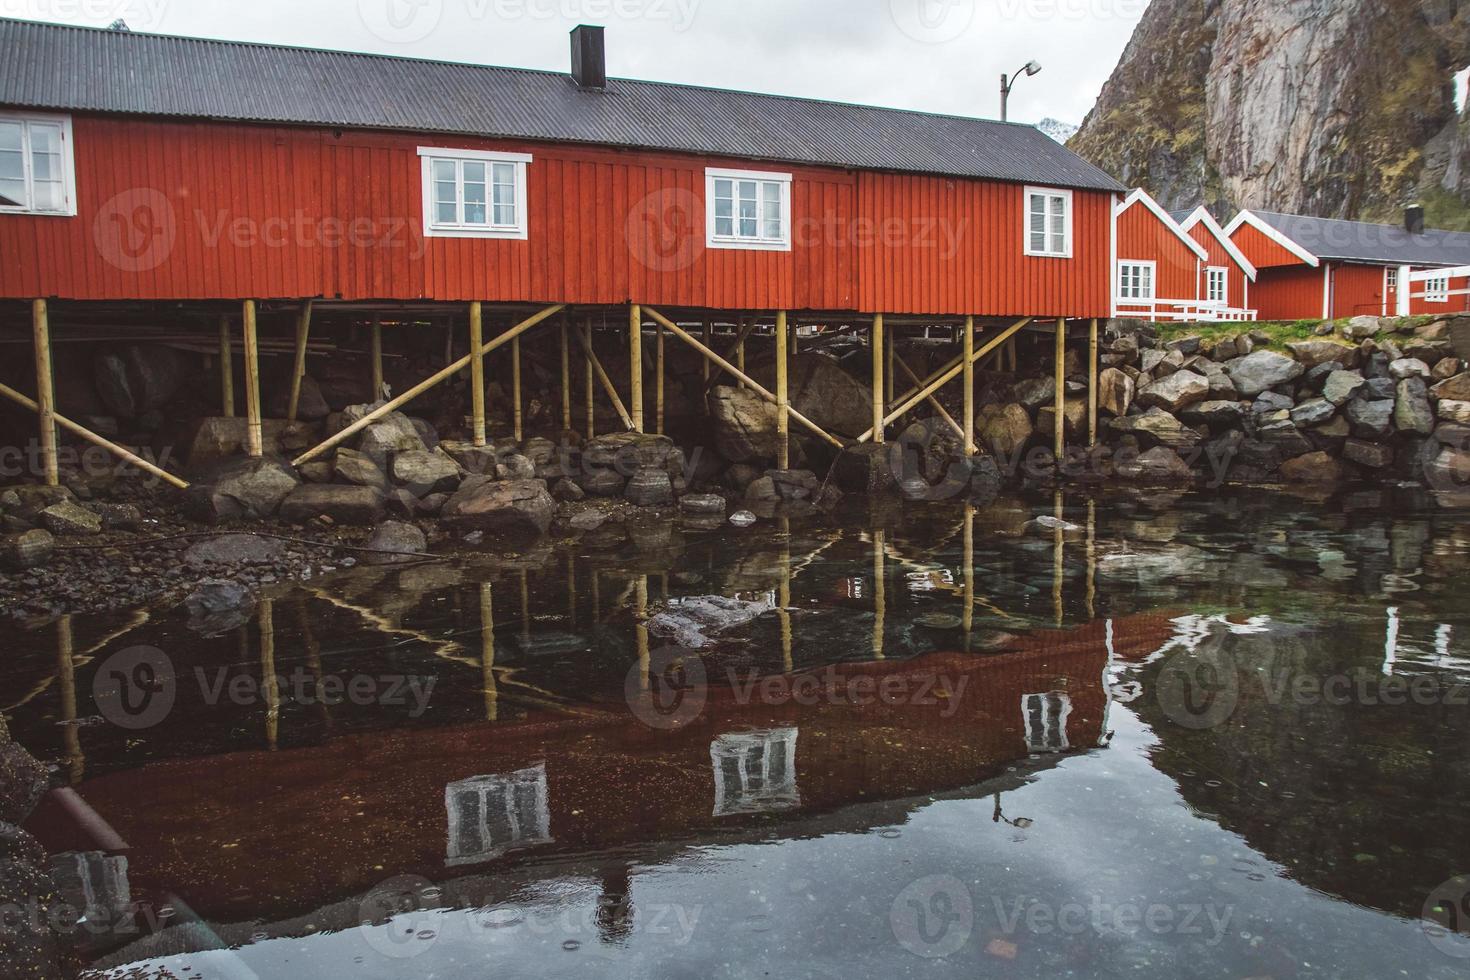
[1000,60,1043,122]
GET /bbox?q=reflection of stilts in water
[57,615,83,785]
[519,569,532,648]
[5,610,149,716]
[992,791,1032,828]
[635,575,650,692]
[779,516,793,673]
[297,597,331,732]
[566,554,576,631]
[594,862,636,946]
[962,505,975,653]
[591,568,601,623]
[480,582,497,723]
[259,599,278,751]
[872,529,886,661]
[1086,497,1097,621]
[1384,606,1400,676]
[1053,489,1065,627]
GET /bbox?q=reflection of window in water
[445,764,552,867]
[1021,693,1072,754]
[711,728,800,817]
[49,851,130,934]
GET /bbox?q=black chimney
[1406,204,1426,236]
[570,25,606,90]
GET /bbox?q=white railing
[1115,299,1258,323]
[1405,265,1470,312]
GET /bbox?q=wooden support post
[655,317,665,435]
[584,318,596,439]
[286,299,314,422]
[775,310,789,469]
[1088,317,1099,448]
[885,328,895,407]
[1007,336,1017,373]
[1054,318,1066,459]
[219,315,235,418]
[469,302,486,447]
[31,299,58,487]
[702,319,712,384]
[242,300,263,458]
[872,314,885,445]
[575,323,635,431]
[963,315,976,455]
[559,317,572,433]
[629,304,644,433]
[642,307,843,449]
[370,318,384,400]
[294,304,564,466]
[512,332,524,442]
[736,317,748,390]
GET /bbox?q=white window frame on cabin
[418,147,531,240]
[1385,268,1398,292]
[1424,275,1451,303]
[0,112,76,217]
[1117,260,1155,301]
[1024,186,1073,258]
[705,168,793,252]
[1206,266,1229,305]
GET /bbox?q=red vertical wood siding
[1407,272,1470,315]
[1329,263,1387,318]
[1251,265,1329,321]
[1186,224,1250,312]
[1230,223,1310,269]
[0,115,1111,318]
[1114,204,1198,303]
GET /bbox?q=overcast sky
[11,0,1150,127]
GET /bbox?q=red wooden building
[1225,209,1470,320]
[1174,205,1258,321]
[0,16,1126,478]
[1112,189,1211,321]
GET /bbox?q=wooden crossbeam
[574,322,635,432]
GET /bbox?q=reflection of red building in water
[29,615,1175,951]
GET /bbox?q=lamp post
[1000,60,1043,122]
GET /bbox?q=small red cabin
[1226,209,1470,320]
[1174,205,1258,322]
[1110,190,1255,323]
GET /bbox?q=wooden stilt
[963,315,976,455]
[559,317,572,433]
[584,318,596,439]
[370,318,384,400]
[872,314,885,445]
[885,328,895,407]
[629,304,644,433]
[242,300,263,458]
[655,317,665,435]
[1054,318,1066,459]
[642,307,843,448]
[775,310,789,469]
[219,315,235,418]
[31,299,58,486]
[512,332,523,443]
[1007,336,1017,373]
[1088,317,1099,448]
[469,302,486,447]
[294,304,564,465]
[286,299,314,422]
[701,319,712,384]
[736,317,747,390]
[575,324,635,431]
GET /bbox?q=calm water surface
[7,488,1470,979]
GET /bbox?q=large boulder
[364,521,428,564]
[391,449,464,495]
[1286,340,1357,371]
[441,478,555,537]
[1108,408,1200,450]
[1346,399,1394,440]
[1037,400,1088,440]
[266,374,331,421]
[1438,400,1470,425]
[184,418,317,469]
[1180,400,1247,428]
[1097,367,1135,417]
[830,444,900,494]
[39,499,101,537]
[1228,350,1305,397]
[1279,451,1344,484]
[1394,378,1435,435]
[1289,398,1336,428]
[1323,370,1366,406]
[1426,446,1470,492]
[0,529,53,570]
[357,416,426,461]
[584,432,677,472]
[93,343,184,418]
[1115,446,1194,485]
[334,448,387,488]
[625,467,675,506]
[1013,377,1056,411]
[1431,371,1470,402]
[788,353,874,440]
[976,403,1034,457]
[1343,316,1382,340]
[184,457,301,522]
[1342,439,1394,469]
[1136,371,1209,413]
[709,386,780,462]
[278,484,386,526]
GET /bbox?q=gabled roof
[1176,205,1257,281]
[1115,189,1208,261]
[1225,209,1470,268]
[0,17,1127,193]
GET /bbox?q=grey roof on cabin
[1168,208,1197,224]
[0,18,1126,192]
[1251,210,1470,267]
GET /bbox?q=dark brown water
[7,488,1470,979]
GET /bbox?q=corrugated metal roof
[1252,210,1470,267]
[0,17,1126,192]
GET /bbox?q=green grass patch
[1149,317,1438,351]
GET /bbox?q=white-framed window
[1117,261,1155,301]
[0,112,76,216]
[418,147,530,239]
[1385,268,1398,292]
[444,765,552,866]
[1424,275,1450,303]
[1206,266,1228,305]
[1024,186,1072,258]
[705,168,792,251]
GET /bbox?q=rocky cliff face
[1072,0,1470,223]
